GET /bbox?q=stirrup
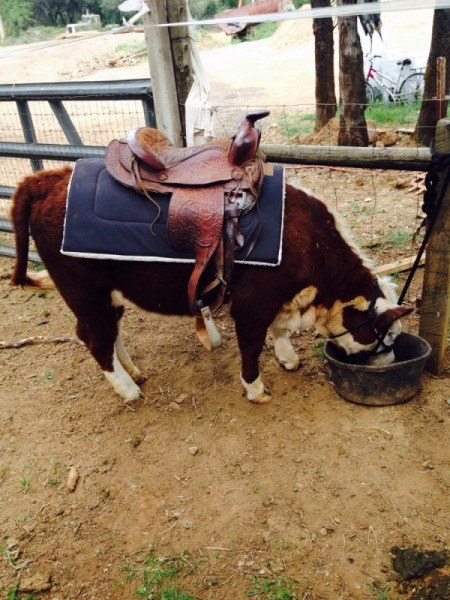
[195,306,222,351]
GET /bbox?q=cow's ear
[374,305,414,332]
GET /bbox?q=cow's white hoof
[241,374,272,404]
[249,390,272,404]
[130,367,147,384]
[279,358,300,371]
[123,384,141,403]
[103,368,141,403]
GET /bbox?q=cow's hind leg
[75,302,141,402]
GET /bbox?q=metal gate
[0,79,154,260]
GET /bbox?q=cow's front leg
[75,309,141,403]
[269,324,300,371]
[103,349,142,402]
[115,323,146,384]
[235,320,271,404]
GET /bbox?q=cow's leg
[75,305,141,402]
[269,324,300,371]
[114,313,145,384]
[234,318,272,404]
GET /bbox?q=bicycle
[365,54,425,104]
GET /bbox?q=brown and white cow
[10,166,412,404]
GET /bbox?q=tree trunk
[312,0,337,131]
[414,9,450,146]
[338,0,368,146]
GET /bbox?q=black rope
[397,147,450,306]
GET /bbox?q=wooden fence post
[166,0,194,142]
[418,117,450,374]
[142,0,183,146]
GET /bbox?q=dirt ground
[0,11,449,600]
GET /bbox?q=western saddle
[105,110,270,348]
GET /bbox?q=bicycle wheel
[399,72,424,104]
[365,82,376,105]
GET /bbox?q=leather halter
[328,284,393,363]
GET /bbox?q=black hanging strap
[398,146,450,306]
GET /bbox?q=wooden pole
[419,117,450,375]
[166,0,194,143]
[436,57,446,122]
[142,0,182,146]
[260,144,431,171]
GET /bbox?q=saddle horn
[229,110,270,166]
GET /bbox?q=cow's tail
[10,175,56,291]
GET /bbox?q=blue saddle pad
[61,158,284,266]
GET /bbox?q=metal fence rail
[0,79,154,196]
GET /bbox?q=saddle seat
[126,127,232,171]
[105,110,270,346]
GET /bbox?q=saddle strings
[131,156,162,234]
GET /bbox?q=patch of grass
[45,458,65,487]
[124,548,199,599]
[353,202,373,216]
[313,338,325,360]
[382,229,412,248]
[247,574,298,599]
[33,263,47,272]
[1,26,65,46]
[244,22,279,42]
[114,42,145,54]
[19,478,30,493]
[367,582,399,600]
[1,545,35,599]
[279,113,316,139]
[42,370,55,383]
[159,585,195,600]
[365,102,420,127]
[1,582,35,600]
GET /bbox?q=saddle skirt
[61,158,285,268]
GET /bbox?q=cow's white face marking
[317,277,404,362]
[103,349,141,402]
[368,349,395,366]
[315,296,371,355]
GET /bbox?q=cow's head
[321,278,414,366]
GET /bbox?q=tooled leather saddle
[105,110,270,344]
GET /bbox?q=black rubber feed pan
[324,332,431,406]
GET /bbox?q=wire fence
[0,67,441,294]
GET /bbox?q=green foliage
[279,113,316,139]
[367,582,399,600]
[115,42,145,54]
[383,229,414,248]
[365,102,420,126]
[0,0,122,41]
[124,549,198,599]
[1,582,35,600]
[191,0,236,20]
[0,0,34,37]
[2,26,65,46]
[247,574,298,599]
[242,22,279,42]
[313,338,325,360]
[159,586,195,600]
